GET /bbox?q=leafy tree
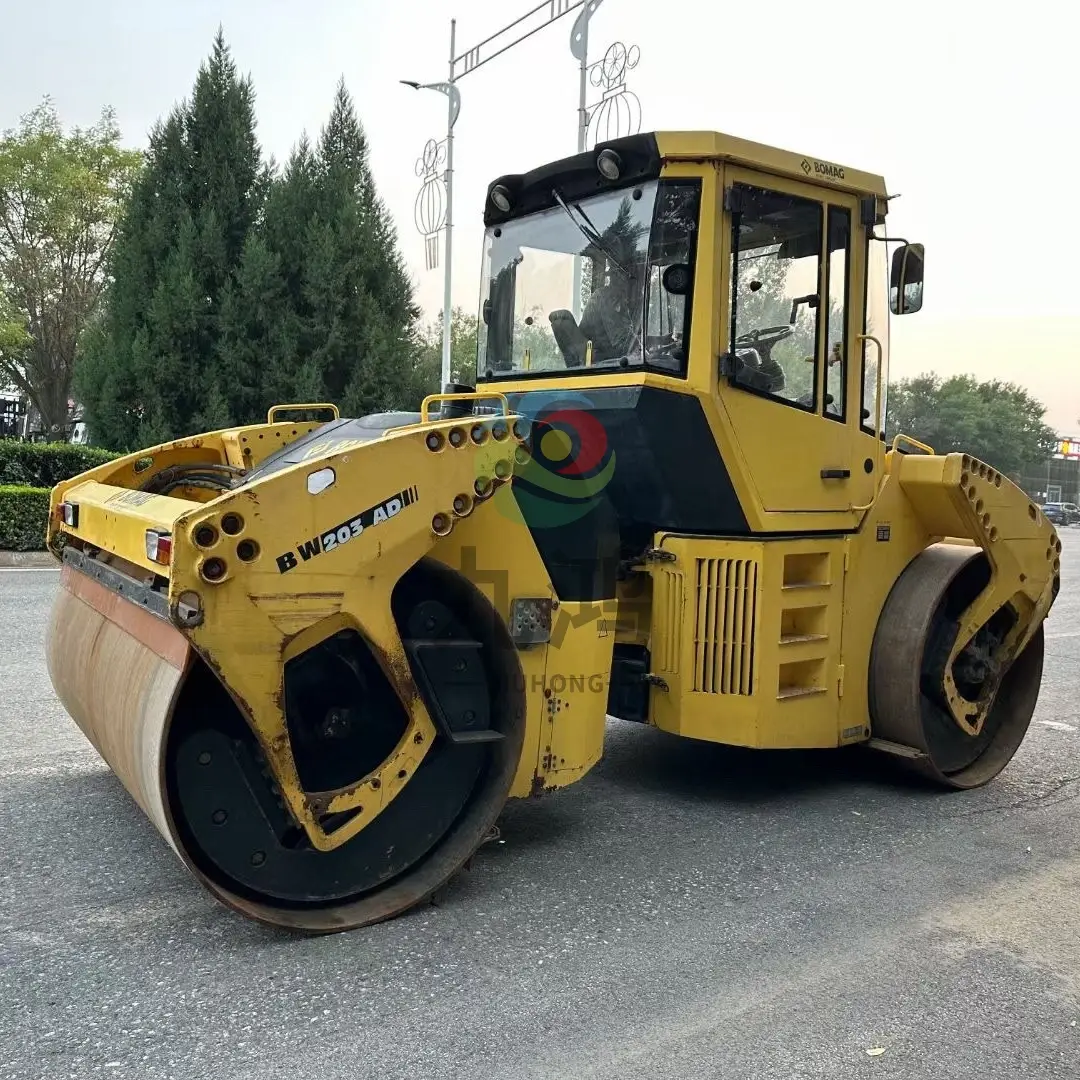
[407,306,479,403]
[77,30,267,449]
[886,374,1056,477]
[515,313,565,371]
[0,287,30,373]
[731,244,847,405]
[0,99,141,437]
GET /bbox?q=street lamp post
[569,1,602,318]
[401,37,461,393]
[571,1,604,154]
[403,0,641,390]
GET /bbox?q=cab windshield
[477,179,700,379]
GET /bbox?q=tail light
[145,530,172,565]
[58,502,79,528]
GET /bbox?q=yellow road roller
[45,131,1061,932]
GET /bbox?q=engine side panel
[644,533,848,748]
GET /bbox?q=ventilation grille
[693,557,759,695]
[653,568,684,674]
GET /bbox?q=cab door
[715,166,874,514]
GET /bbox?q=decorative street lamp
[570,2,641,315]
[584,40,641,146]
[411,137,448,274]
[570,0,602,153]
[401,53,462,392]
[404,0,642,392]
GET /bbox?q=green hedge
[0,441,119,488]
[0,486,51,551]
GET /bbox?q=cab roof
[483,131,888,228]
[655,130,888,198]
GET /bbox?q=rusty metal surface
[61,545,176,622]
[47,569,188,846]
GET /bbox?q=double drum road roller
[45,132,1061,932]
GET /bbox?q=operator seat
[549,309,588,367]
[578,282,635,362]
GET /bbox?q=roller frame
[868,543,1046,788]
[47,549,526,933]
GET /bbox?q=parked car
[1041,502,1076,526]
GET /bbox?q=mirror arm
[869,232,911,246]
[788,294,818,325]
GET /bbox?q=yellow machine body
[44,131,1060,932]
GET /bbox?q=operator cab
[471,132,925,579]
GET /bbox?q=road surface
[1,538,1078,1079]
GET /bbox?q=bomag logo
[491,391,615,528]
[801,158,846,181]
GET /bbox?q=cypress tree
[81,57,423,447]
[235,80,421,417]
[307,80,419,414]
[76,110,191,448]
[76,30,266,449]
[221,136,316,411]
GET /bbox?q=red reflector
[145,530,172,565]
[59,502,79,528]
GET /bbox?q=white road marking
[1046,630,1080,640]
[1036,720,1077,733]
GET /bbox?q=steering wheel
[735,325,794,349]
[645,334,680,362]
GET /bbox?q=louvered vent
[692,557,759,695]
[653,568,684,673]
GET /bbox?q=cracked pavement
[1,532,1078,1080]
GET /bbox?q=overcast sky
[4,0,1078,430]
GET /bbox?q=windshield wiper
[551,187,631,279]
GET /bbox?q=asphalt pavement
[1,537,1078,1080]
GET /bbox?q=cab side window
[727,184,822,410]
[824,207,850,420]
[861,234,890,434]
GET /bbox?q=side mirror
[890,242,924,315]
[661,263,692,296]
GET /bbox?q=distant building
[0,393,86,442]
[0,394,27,439]
[1017,436,1080,505]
